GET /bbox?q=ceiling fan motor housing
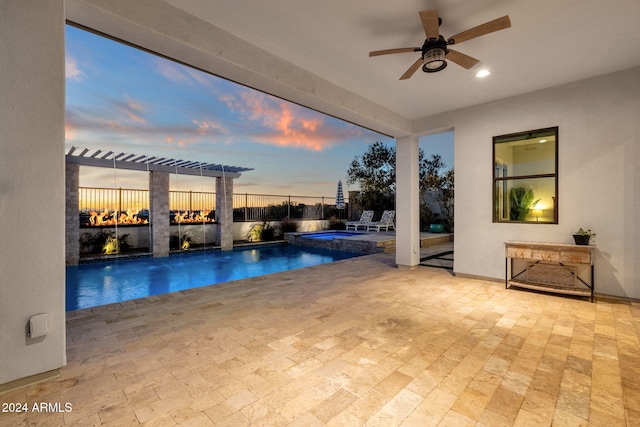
[421,36,448,73]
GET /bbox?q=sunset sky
[65,25,453,197]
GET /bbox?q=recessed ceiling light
[475,69,490,78]
[539,139,547,143]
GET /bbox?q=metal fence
[79,187,149,226]
[232,194,348,221]
[79,187,348,225]
[169,190,216,212]
[169,190,217,223]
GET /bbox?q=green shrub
[80,230,132,255]
[327,216,346,230]
[280,217,300,233]
[170,234,194,250]
[247,221,279,242]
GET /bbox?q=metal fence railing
[169,190,216,212]
[79,187,348,226]
[169,190,216,223]
[232,194,348,222]
[79,187,149,226]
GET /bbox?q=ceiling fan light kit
[422,37,448,73]
[369,10,511,80]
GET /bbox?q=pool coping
[285,231,389,254]
[285,231,453,254]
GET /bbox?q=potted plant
[509,186,540,221]
[573,228,595,245]
[429,224,445,233]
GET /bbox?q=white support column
[0,0,66,385]
[395,135,420,269]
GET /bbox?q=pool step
[376,239,396,253]
[421,234,453,247]
[375,233,453,254]
[286,232,453,255]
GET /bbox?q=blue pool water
[66,244,361,311]
[302,231,361,240]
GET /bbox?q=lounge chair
[345,210,374,231]
[367,210,396,232]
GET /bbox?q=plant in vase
[509,186,540,221]
[573,228,595,245]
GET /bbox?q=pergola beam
[65,146,251,178]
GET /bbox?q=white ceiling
[164,0,640,121]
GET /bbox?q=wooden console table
[505,241,595,301]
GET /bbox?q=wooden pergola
[65,146,253,177]
[65,147,253,263]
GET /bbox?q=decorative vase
[430,224,444,233]
[573,235,590,245]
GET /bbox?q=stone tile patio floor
[2,245,639,426]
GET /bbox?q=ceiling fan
[369,10,511,79]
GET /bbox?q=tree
[347,142,454,232]
[421,154,454,232]
[346,141,396,214]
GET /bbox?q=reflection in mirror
[493,127,558,223]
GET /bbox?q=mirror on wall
[493,127,558,223]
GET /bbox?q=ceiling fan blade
[369,47,419,57]
[400,57,423,80]
[446,49,480,69]
[447,15,511,45]
[419,10,439,39]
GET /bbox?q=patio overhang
[65,146,252,179]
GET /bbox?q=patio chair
[345,210,374,231]
[366,210,396,232]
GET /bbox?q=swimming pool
[301,231,362,240]
[66,244,362,311]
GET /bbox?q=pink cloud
[65,123,76,140]
[193,119,226,136]
[65,56,85,81]
[65,100,229,151]
[221,89,362,152]
[165,135,193,147]
[117,97,146,123]
[162,119,228,148]
[92,96,147,125]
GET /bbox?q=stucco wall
[0,0,66,384]
[414,66,640,299]
[232,219,328,241]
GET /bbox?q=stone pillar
[149,171,170,257]
[215,176,234,250]
[396,135,420,269]
[65,163,80,265]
